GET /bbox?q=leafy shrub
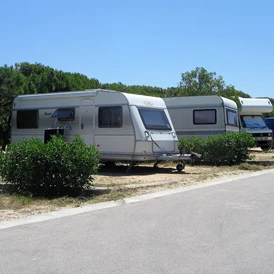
[178,132,255,166]
[178,136,205,164]
[0,135,100,197]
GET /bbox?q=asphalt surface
[1,169,274,274]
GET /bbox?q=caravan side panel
[164,96,239,139]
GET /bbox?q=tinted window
[193,109,216,124]
[266,119,274,129]
[99,106,122,128]
[17,110,39,129]
[138,108,171,130]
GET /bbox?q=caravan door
[79,98,95,146]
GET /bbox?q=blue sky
[1,0,273,98]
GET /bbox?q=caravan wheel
[176,163,184,172]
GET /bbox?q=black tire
[176,164,184,172]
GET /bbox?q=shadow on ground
[98,163,185,176]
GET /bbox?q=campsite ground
[1,149,274,222]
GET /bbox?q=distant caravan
[163,95,239,140]
[238,97,273,150]
[11,89,200,172]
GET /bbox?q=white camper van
[163,95,239,139]
[11,89,199,171]
[238,97,273,149]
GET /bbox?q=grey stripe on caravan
[177,130,226,135]
[166,105,223,109]
[94,103,128,107]
[12,133,134,137]
[13,106,79,110]
[13,103,129,111]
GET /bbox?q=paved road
[1,170,274,274]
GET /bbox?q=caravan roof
[239,97,273,115]
[164,95,237,109]
[13,89,166,109]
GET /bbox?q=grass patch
[237,163,264,171]
[0,195,34,210]
[0,188,135,217]
[0,194,82,211]
[196,174,212,181]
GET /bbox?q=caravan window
[17,110,39,129]
[226,109,238,126]
[193,109,216,124]
[99,106,122,128]
[51,108,75,121]
[138,108,171,130]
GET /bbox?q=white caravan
[238,97,273,149]
[163,95,239,139]
[11,89,199,171]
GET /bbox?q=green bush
[178,132,255,166]
[0,135,100,197]
[178,136,205,165]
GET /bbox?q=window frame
[98,106,123,128]
[138,108,172,130]
[51,108,75,121]
[193,109,216,125]
[226,109,238,126]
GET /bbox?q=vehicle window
[240,115,267,128]
[99,106,122,128]
[51,108,75,121]
[17,110,39,129]
[193,109,216,124]
[138,108,171,130]
[226,109,238,126]
[266,119,274,129]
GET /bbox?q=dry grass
[0,151,274,222]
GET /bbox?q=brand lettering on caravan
[143,101,153,106]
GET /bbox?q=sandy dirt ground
[92,150,274,188]
[1,150,274,222]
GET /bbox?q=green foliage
[0,135,100,197]
[179,67,226,96]
[179,136,205,154]
[179,132,255,166]
[178,67,252,99]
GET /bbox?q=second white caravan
[11,89,199,171]
[164,95,239,139]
